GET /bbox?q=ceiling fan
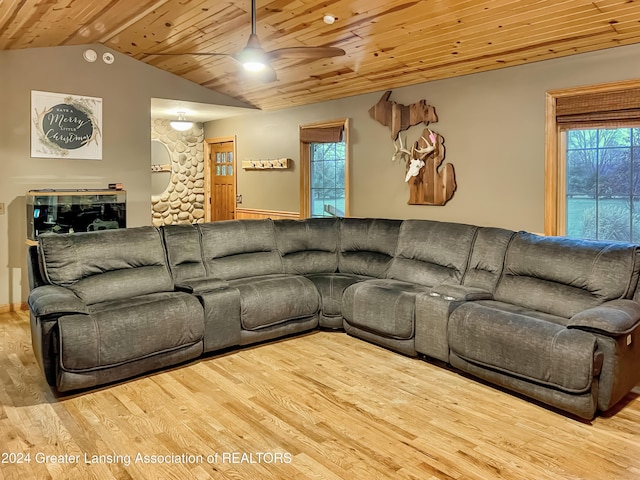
[150,0,346,83]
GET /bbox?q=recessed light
[102,52,115,64]
[323,14,336,25]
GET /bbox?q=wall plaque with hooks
[241,158,290,170]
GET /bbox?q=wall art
[31,90,102,159]
[369,90,456,206]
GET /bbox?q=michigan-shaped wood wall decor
[405,130,456,205]
[368,91,438,140]
[368,91,456,206]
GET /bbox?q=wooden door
[210,141,236,221]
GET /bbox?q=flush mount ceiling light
[323,14,336,25]
[169,112,193,131]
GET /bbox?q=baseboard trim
[0,303,29,314]
[235,208,300,220]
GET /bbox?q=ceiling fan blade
[266,46,346,61]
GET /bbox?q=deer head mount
[405,129,456,206]
[368,91,456,206]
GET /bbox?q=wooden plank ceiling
[2,0,640,110]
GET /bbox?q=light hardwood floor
[1,310,639,480]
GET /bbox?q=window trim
[299,118,350,218]
[545,79,640,236]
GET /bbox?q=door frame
[204,135,237,222]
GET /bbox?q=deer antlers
[393,129,437,164]
[413,130,437,158]
[396,129,438,183]
[392,135,411,162]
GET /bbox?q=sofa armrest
[568,299,640,336]
[428,283,493,302]
[175,277,229,294]
[28,285,88,317]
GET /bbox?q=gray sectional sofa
[27,217,640,419]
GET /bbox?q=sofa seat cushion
[456,299,571,326]
[58,292,204,372]
[227,275,320,331]
[448,301,600,393]
[305,273,371,316]
[343,279,431,340]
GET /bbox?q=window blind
[556,88,640,125]
[299,125,344,143]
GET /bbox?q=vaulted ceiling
[2,0,640,110]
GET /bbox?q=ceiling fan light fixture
[170,112,193,131]
[152,0,343,84]
[243,60,266,72]
[236,45,268,72]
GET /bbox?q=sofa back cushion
[338,218,402,277]
[274,218,339,274]
[39,226,173,304]
[198,219,283,280]
[463,226,516,291]
[162,224,206,283]
[387,220,477,286]
[496,232,640,318]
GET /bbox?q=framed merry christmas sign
[31,90,102,160]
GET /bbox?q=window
[565,128,640,242]
[309,142,346,217]
[545,80,640,242]
[299,119,349,218]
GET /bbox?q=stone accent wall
[151,119,206,227]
